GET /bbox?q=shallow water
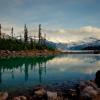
[0,54,100,91]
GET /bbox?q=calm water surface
[0,54,100,91]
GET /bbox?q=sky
[0,0,100,43]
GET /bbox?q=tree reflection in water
[0,55,55,84]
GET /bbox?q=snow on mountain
[51,37,100,50]
[67,37,100,50]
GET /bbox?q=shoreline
[0,50,61,57]
[0,82,79,100]
[0,50,100,58]
[1,80,100,100]
[62,50,100,54]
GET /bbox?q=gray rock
[13,96,27,100]
[34,87,46,97]
[47,91,57,100]
[0,92,8,100]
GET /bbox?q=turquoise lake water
[0,54,100,91]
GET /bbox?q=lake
[0,54,100,91]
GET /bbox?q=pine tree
[38,24,42,44]
[11,27,13,38]
[44,33,46,45]
[0,24,1,39]
[30,38,33,49]
[24,24,28,42]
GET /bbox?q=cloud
[80,26,100,34]
[43,26,100,43]
[0,20,23,36]
[1,21,100,43]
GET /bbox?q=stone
[47,91,57,100]
[13,96,27,100]
[79,81,87,91]
[13,97,20,100]
[83,86,97,98]
[79,92,92,100]
[95,70,100,88]
[79,80,100,100]
[0,92,8,100]
[34,87,46,97]
[68,89,77,96]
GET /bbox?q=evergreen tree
[30,38,33,49]
[38,24,41,44]
[0,24,1,39]
[11,27,14,38]
[24,24,28,42]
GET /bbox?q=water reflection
[0,55,55,84]
[0,54,100,90]
[0,68,2,83]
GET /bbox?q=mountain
[27,37,100,51]
[67,37,100,50]
[55,43,68,50]
[44,40,57,48]
[50,37,100,51]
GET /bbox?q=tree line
[0,24,56,51]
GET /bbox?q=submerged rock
[79,93,92,100]
[34,88,46,97]
[13,96,27,100]
[68,89,77,96]
[83,86,97,97]
[32,86,47,100]
[79,81,100,100]
[47,91,57,100]
[0,92,8,100]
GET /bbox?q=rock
[33,86,47,100]
[82,86,97,98]
[79,92,92,100]
[13,96,27,100]
[0,92,8,100]
[12,51,16,54]
[47,91,57,100]
[80,81,87,91]
[13,97,20,100]
[95,70,100,88]
[19,96,27,100]
[34,87,46,97]
[79,81,99,100]
[6,50,11,54]
[68,89,77,96]
[85,80,98,90]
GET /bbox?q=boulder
[83,86,97,99]
[47,91,57,100]
[13,96,27,100]
[34,88,46,97]
[79,92,92,100]
[79,81,99,100]
[0,92,8,100]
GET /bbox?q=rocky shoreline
[1,80,100,100]
[0,84,79,100]
[0,50,61,57]
[0,50,100,58]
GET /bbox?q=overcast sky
[0,0,100,43]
